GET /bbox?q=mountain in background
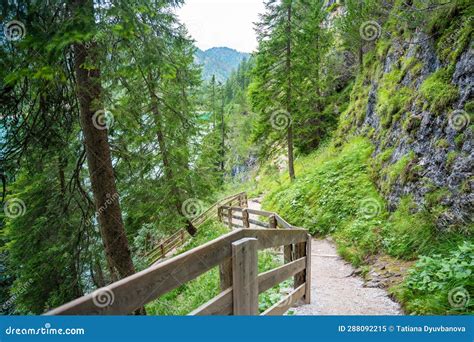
[195,47,250,82]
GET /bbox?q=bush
[394,241,474,315]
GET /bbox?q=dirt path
[248,198,402,315]
[292,238,401,315]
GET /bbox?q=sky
[176,0,265,53]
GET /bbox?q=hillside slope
[195,47,250,82]
[238,0,473,315]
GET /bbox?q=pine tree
[251,0,297,180]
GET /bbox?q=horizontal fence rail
[47,193,311,316]
[145,192,248,265]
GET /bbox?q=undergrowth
[392,241,473,315]
[242,137,472,315]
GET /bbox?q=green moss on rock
[420,68,459,115]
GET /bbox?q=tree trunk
[286,1,296,181]
[71,0,138,283]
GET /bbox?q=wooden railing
[47,194,311,316]
[145,192,248,264]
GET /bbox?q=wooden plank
[242,209,250,228]
[46,229,246,315]
[219,258,233,291]
[245,208,274,217]
[189,288,233,316]
[284,245,293,264]
[275,216,293,229]
[227,208,233,230]
[191,192,244,226]
[294,241,306,288]
[305,235,312,304]
[248,218,269,228]
[232,238,258,315]
[232,214,243,220]
[243,193,248,208]
[47,226,310,316]
[220,206,243,212]
[243,229,308,250]
[261,284,306,316]
[146,246,163,260]
[269,215,277,228]
[258,257,306,293]
[231,223,244,229]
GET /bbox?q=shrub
[394,241,474,315]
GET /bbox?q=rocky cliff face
[338,13,473,231]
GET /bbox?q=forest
[0,0,472,316]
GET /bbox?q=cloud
[176,0,265,53]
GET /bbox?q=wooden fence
[47,193,311,316]
[145,192,248,265]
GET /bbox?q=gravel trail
[248,198,402,315]
[292,238,401,315]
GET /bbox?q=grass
[145,220,287,315]
[238,136,472,314]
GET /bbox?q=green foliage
[145,221,228,315]
[377,70,413,128]
[250,0,338,170]
[2,157,94,314]
[381,197,435,258]
[429,0,472,65]
[394,241,474,315]
[384,151,415,188]
[446,151,459,169]
[420,68,459,115]
[262,138,388,265]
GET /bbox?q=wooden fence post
[227,208,233,230]
[218,207,222,222]
[294,241,306,288]
[160,244,165,259]
[305,234,312,304]
[269,215,277,228]
[242,209,250,228]
[284,245,293,264]
[181,230,185,245]
[232,238,258,315]
[219,259,233,291]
